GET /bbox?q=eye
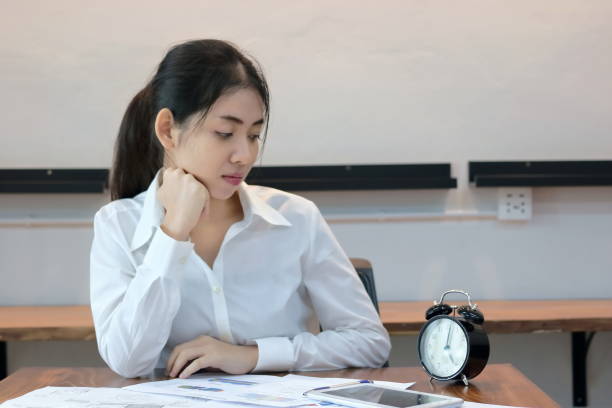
[215,131,233,139]
[249,134,261,141]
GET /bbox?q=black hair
[110,39,270,200]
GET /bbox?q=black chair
[349,258,389,368]
[350,258,380,315]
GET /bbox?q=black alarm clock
[417,289,490,386]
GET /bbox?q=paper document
[124,373,415,407]
[0,381,523,408]
[124,373,300,406]
[0,386,207,407]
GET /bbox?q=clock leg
[461,374,469,386]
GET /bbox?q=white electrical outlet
[497,188,532,221]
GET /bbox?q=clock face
[419,316,469,379]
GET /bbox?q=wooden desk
[2,300,611,405]
[3,300,610,339]
[380,300,612,334]
[0,364,560,407]
[0,306,96,383]
[0,306,94,342]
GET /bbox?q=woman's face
[170,88,264,200]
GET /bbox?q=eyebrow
[219,115,264,126]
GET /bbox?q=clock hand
[444,327,457,366]
[444,323,453,349]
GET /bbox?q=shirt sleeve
[252,201,391,372]
[89,208,194,378]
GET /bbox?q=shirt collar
[130,170,291,252]
[237,181,292,228]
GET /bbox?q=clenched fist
[158,167,209,241]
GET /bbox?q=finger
[163,167,174,179]
[167,336,210,375]
[179,356,210,379]
[188,173,209,190]
[159,168,168,187]
[166,340,196,374]
[166,347,180,375]
[170,348,205,378]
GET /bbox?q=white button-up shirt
[90,172,391,378]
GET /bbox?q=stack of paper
[0,386,206,407]
[0,373,527,408]
[123,373,414,406]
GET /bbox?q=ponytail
[110,84,163,200]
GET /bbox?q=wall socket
[498,187,532,220]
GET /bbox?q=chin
[210,186,238,201]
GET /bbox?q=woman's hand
[158,167,209,241]
[166,335,259,378]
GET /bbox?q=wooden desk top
[0,306,95,341]
[380,299,612,334]
[0,364,560,407]
[1,299,611,341]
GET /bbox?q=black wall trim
[469,161,612,187]
[246,164,457,190]
[0,169,109,193]
[0,164,457,193]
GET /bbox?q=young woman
[90,39,390,379]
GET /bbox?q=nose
[230,134,257,165]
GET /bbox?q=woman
[90,39,390,379]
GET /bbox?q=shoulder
[93,191,146,239]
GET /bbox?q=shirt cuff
[142,226,194,280]
[252,337,294,372]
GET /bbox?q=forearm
[91,226,193,377]
[291,326,391,370]
[252,324,390,372]
[94,273,182,377]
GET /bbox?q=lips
[224,173,244,178]
[222,174,243,186]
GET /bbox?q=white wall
[1,2,612,408]
[1,1,611,168]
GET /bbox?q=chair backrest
[349,258,380,314]
[349,257,389,367]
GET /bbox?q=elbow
[342,325,391,368]
[359,324,391,367]
[109,360,155,379]
[372,328,392,367]
[97,337,158,378]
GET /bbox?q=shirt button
[179,256,187,264]
[213,286,221,294]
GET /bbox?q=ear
[154,108,178,150]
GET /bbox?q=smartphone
[304,384,463,408]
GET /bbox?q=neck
[206,192,243,223]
